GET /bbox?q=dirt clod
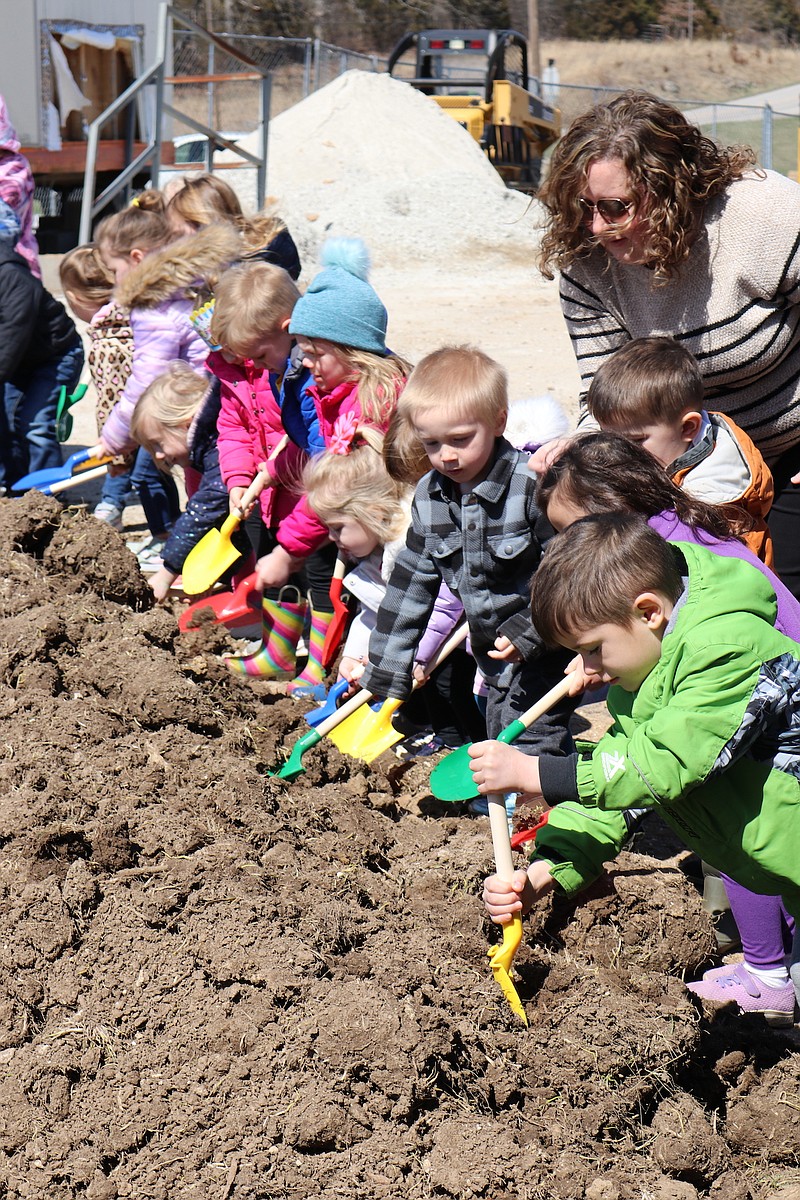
[0,494,795,1198]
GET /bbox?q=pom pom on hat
[289,237,387,355]
[505,394,570,453]
[0,198,21,245]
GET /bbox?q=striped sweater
[560,170,800,464]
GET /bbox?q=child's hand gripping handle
[233,435,289,522]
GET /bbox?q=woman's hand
[468,741,542,796]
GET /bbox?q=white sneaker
[126,535,166,572]
[135,538,166,573]
[93,501,124,531]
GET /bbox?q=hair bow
[329,411,360,455]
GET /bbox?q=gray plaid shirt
[361,439,553,699]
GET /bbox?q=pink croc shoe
[687,964,796,1028]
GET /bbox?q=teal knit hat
[289,238,388,355]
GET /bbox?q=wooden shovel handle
[488,795,514,881]
[315,686,374,738]
[48,464,109,494]
[234,435,290,518]
[331,554,347,587]
[516,674,575,731]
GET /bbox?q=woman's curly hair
[537,90,757,283]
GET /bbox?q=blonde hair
[383,408,431,485]
[303,427,411,546]
[210,261,300,355]
[166,172,286,255]
[130,361,211,465]
[95,189,171,258]
[398,345,507,426]
[327,345,412,427]
[59,244,113,307]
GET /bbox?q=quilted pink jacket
[209,351,304,528]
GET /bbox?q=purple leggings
[723,874,796,969]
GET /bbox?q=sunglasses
[578,197,637,225]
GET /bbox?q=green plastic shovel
[429,674,575,802]
[273,687,375,781]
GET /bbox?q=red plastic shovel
[178,571,261,635]
[322,554,350,668]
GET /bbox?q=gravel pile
[226,70,541,267]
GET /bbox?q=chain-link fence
[540,81,799,176]
[167,30,799,177]
[171,33,388,130]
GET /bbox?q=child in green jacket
[476,515,800,996]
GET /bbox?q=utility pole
[527,0,541,85]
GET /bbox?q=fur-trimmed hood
[115,223,240,310]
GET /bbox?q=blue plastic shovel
[12,445,112,493]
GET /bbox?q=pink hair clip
[329,411,360,455]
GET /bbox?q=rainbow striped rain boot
[286,606,335,700]
[225,590,306,679]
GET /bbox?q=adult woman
[536,90,800,596]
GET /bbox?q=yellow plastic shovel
[182,436,288,596]
[486,792,529,1025]
[328,623,469,762]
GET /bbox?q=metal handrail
[79,2,270,243]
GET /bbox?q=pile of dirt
[230,71,538,267]
[0,494,798,1199]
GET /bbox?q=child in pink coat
[209,241,409,698]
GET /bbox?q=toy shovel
[329,623,469,763]
[273,687,377,781]
[486,793,529,1025]
[55,382,89,442]
[430,674,574,802]
[178,570,261,635]
[321,554,350,668]
[44,464,109,495]
[12,445,113,493]
[182,436,288,596]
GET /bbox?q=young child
[0,200,83,487]
[207,260,322,693]
[130,362,247,601]
[213,240,410,698]
[94,194,234,567]
[586,336,774,563]
[478,515,800,1009]
[259,238,410,592]
[538,432,800,641]
[359,345,576,758]
[304,426,487,751]
[59,244,136,529]
[527,432,800,1023]
[165,173,301,279]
